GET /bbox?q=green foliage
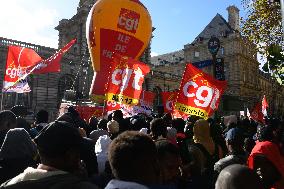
[241,0,284,84]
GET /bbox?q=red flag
[175,63,227,119]
[262,95,268,109]
[3,46,42,92]
[161,92,177,113]
[262,95,268,116]
[33,39,76,74]
[251,103,265,124]
[105,54,150,106]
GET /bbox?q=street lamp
[208,36,220,78]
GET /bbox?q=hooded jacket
[95,135,111,174]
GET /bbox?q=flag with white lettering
[175,63,227,119]
[105,54,150,106]
[161,92,177,113]
[3,46,42,93]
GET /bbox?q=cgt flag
[3,46,42,93]
[161,92,177,113]
[251,103,265,124]
[175,63,227,119]
[105,54,150,106]
[33,39,76,74]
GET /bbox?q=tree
[241,0,284,84]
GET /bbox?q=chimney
[227,5,240,31]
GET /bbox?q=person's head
[34,121,83,173]
[67,106,79,118]
[107,120,119,135]
[155,140,181,183]
[35,110,49,124]
[57,112,75,125]
[0,128,36,159]
[172,118,185,134]
[225,128,244,154]
[244,137,256,155]
[162,113,172,127]
[215,164,263,189]
[98,119,108,131]
[223,115,237,129]
[108,131,159,185]
[193,119,211,142]
[0,110,17,131]
[257,125,274,142]
[89,116,98,131]
[112,110,123,121]
[150,118,167,140]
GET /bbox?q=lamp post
[208,36,220,78]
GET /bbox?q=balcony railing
[0,37,56,54]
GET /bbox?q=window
[194,51,200,57]
[220,47,225,55]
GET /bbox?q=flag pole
[0,93,4,111]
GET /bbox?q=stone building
[148,5,284,116]
[0,0,96,120]
[0,1,283,118]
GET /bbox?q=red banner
[76,105,104,121]
[106,90,154,116]
[251,103,265,124]
[33,39,76,74]
[3,46,42,93]
[105,54,150,106]
[161,92,177,113]
[175,63,227,119]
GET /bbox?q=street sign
[208,37,220,55]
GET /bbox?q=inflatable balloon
[86,0,152,103]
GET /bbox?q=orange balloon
[86,0,152,103]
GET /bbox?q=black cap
[34,121,83,158]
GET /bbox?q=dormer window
[194,51,200,58]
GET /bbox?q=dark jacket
[0,174,98,189]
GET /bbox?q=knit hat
[107,120,119,134]
[34,121,83,157]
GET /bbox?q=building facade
[0,1,283,119]
[148,6,284,116]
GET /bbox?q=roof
[189,13,234,45]
[151,50,184,66]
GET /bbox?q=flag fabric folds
[33,39,76,74]
[3,46,42,93]
[251,102,265,124]
[3,39,76,93]
[105,54,150,106]
[175,63,227,119]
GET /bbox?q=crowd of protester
[0,105,283,189]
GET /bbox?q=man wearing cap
[0,121,99,189]
[214,128,247,175]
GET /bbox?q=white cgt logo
[183,80,220,110]
[111,67,144,92]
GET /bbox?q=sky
[0,0,242,57]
